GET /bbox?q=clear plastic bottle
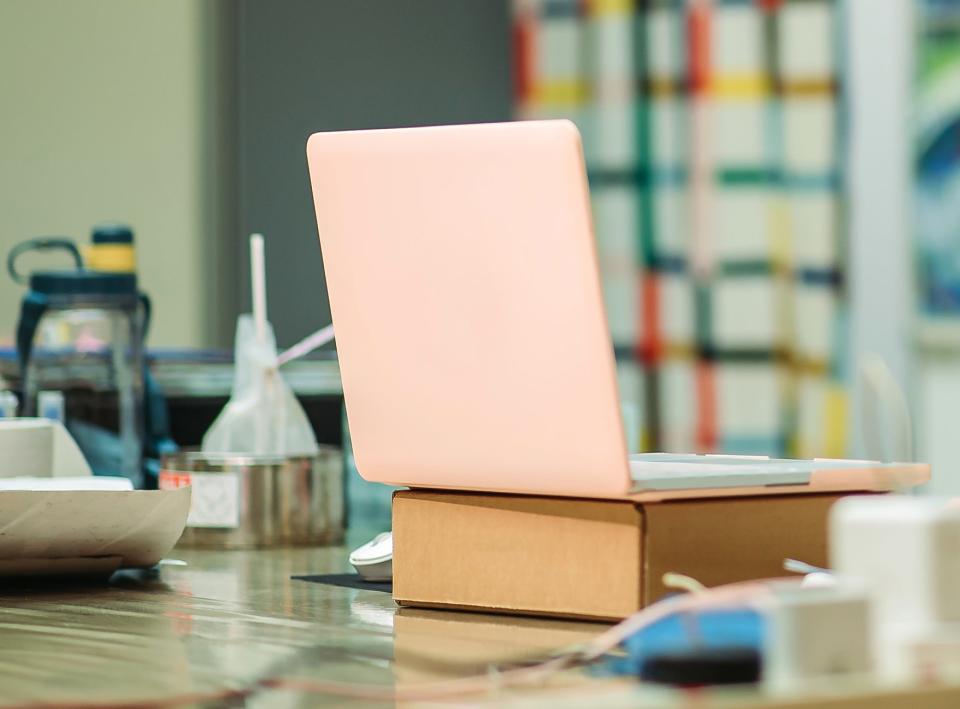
[10,236,146,485]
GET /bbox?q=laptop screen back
[306,120,630,497]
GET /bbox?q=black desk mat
[292,573,392,593]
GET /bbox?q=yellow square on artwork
[589,0,634,17]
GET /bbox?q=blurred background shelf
[0,348,344,449]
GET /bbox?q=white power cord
[860,353,913,462]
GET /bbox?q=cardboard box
[393,489,850,621]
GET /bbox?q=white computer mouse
[801,571,836,589]
[349,531,393,582]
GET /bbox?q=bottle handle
[139,292,152,339]
[7,238,84,285]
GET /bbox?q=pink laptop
[306,120,928,501]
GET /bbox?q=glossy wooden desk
[0,547,958,708]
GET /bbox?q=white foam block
[764,583,873,693]
[831,496,960,679]
[0,476,133,491]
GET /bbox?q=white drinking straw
[277,324,335,366]
[250,233,267,344]
[250,233,269,453]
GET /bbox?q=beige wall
[0,0,228,348]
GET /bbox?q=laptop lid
[306,120,631,497]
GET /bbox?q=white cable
[860,353,913,462]
[784,558,828,575]
[662,572,708,594]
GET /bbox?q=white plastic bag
[201,315,319,456]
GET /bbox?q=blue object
[599,607,765,677]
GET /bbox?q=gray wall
[234,0,513,346]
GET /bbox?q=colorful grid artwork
[513,0,848,457]
[916,0,960,316]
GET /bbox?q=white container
[831,495,960,680]
[764,582,873,692]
